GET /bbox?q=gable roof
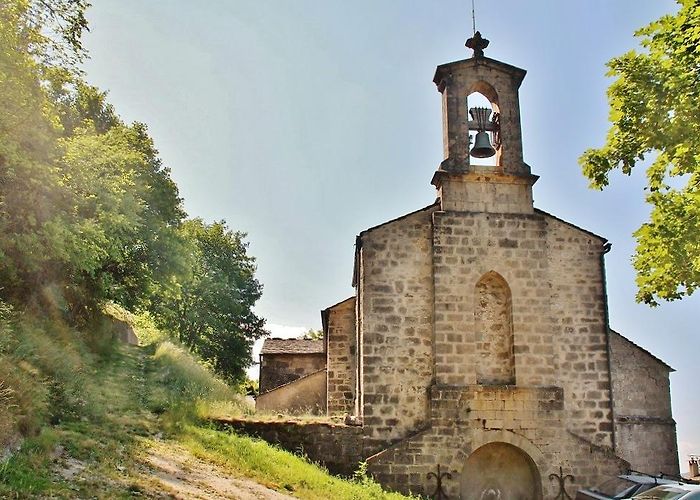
[611,329,674,372]
[258,368,327,396]
[321,296,355,341]
[352,202,440,286]
[433,56,527,88]
[535,207,608,243]
[322,296,355,314]
[260,338,325,355]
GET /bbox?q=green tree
[1,0,187,316]
[579,0,700,305]
[56,118,186,316]
[0,0,69,303]
[25,0,90,69]
[1,0,267,383]
[300,329,323,341]
[157,219,267,382]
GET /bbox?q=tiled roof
[261,338,324,355]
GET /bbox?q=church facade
[258,34,679,499]
[322,35,678,498]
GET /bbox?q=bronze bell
[470,130,496,158]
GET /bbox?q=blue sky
[82,1,698,471]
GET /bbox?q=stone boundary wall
[105,315,139,345]
[211,418,364,476]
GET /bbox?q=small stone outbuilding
[257,33,679,499]
[256,338,326,414]
[258,338,325,393]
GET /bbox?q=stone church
[258,33,679,499]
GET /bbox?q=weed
[180,426,414,499]
[0,429,57,495]
[353,460,371,485]
[0,304,412,498]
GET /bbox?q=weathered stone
[254,40,678,500]
[212,418,364,476]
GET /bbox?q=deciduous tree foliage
[0,0,267,379]
[0,0,69,302]
[300,329,323,341]
[579,0,700,305]
[156,219,266,382]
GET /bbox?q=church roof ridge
[260,338,325,355]
[352,202,440,287]
[321,296,355,313]
[357,201,440,238]
[534,207,608,243]
[257,368,326,396]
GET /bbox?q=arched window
[474,271,515,385]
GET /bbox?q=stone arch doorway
[460,442,542,500]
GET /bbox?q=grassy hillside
[0,305,412,499]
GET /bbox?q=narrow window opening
[474,272,515,385]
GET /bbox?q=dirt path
[47,345,298,499]
[143,441,295,500]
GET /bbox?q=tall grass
[0,300,111,493]
[150,341,249,427]
[0,299,251,495]
[0,303,53,448]
[0,301,411,498]
[182,426,414,500]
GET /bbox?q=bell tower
[431,32,538,214]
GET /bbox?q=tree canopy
[155,220,266,382]
[579,0,700,305]
[0,0,266,381]
[300,329,323,341]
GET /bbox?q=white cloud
[245,323,309,380]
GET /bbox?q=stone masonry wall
[436,59,526,176]
[366,385,628,498]
[359,206,436,451]
[437,172,535,214]
[326,297,356,415]
[431,209,615,447]
[431,211,549,387]
[545,213,615,447]
[259,353,326,394]
[433,212,612,445]
[212,418,364,477]
[256,369,326,415]
[609,331,678,474]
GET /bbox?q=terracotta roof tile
[261,338,324,355]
